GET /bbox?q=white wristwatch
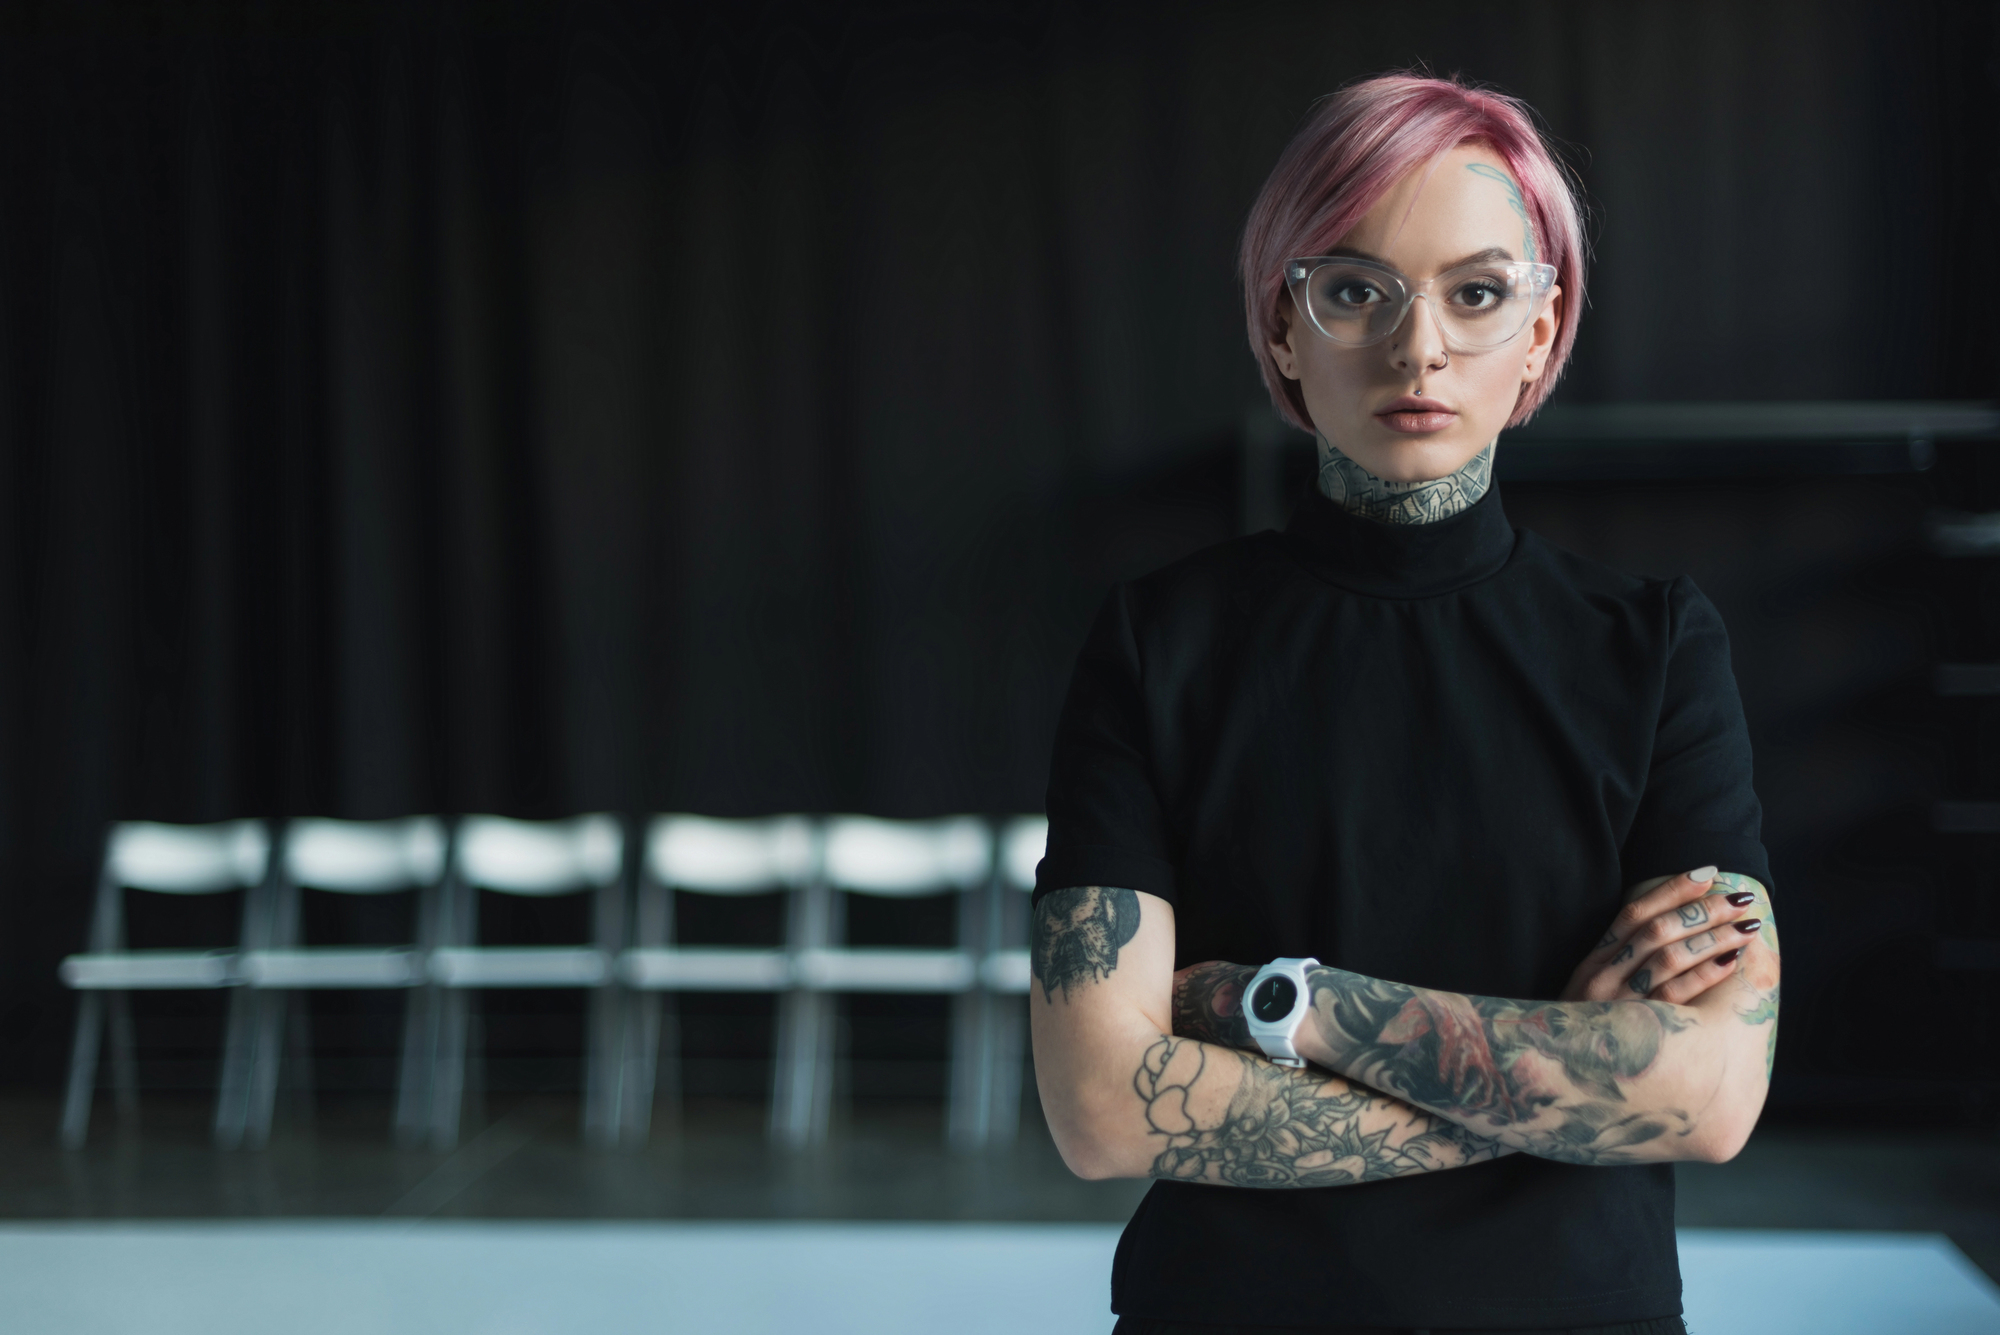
[1245,956,1319,1068]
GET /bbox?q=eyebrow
[1321,245,1516,270]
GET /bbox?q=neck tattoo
[1316,437,1496,525]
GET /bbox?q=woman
[1028,74,1780,1335]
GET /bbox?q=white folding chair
[615,815,814,1146]
[427,814,625,1150]
[774,816,992,1149]
[988,816,1046,993]
[58,820,271,1148]
[226,818,445,1149]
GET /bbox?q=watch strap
[1245,956,1319,1070]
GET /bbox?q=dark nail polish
[1725,892,1755,907]
[1734,919,1762,934]
[1715,948,1742,965]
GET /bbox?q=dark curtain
[2,1,1995,1093]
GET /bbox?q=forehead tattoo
[1464,162,1536,264]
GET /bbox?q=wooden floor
[3,1091,1997,1288]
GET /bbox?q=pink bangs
[1239,73,1587,432]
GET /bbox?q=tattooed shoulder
[1031,885,1141,1003]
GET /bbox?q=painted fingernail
[1733,919,1763,934]
[1689,866,1718,883]
[1715,948,1742,964]
[1725,892,1755,907]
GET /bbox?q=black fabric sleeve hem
[1031,842,1177,909]
[1620,830,1772,892]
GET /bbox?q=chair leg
[106,992,139,1122]
[771,988,832,1148]
[243,990,287,1150]
[583,985,620,1148]
[947,989,990,1152]
[770,990,802,1146]
[987,995,1026,1146]
[654,994,680,1136]
[428,988,470,1151]
[393,985,437,1148]
[618,991,674,1149]
[808,994,836,1144]
[59,992,106,1149]
[213,988,257,1148]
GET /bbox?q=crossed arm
[1029,873,1780,1187]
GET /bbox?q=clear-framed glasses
[1282,254,1557,353]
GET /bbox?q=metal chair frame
[968,815,1045,1148]
[615,815,812,1147]
[59,812,1048,1154]
[228,817,447,1150]
[773,816,996,1150]
[426,814,626,1151]
[58,820,272,1149]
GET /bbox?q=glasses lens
[1299,262,1407,345]
[1432,262,1546,349]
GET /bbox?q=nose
[1388,294,1449,374]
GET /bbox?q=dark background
[1,1,1995,1120]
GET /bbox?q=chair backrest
[284,817,447,893]
[647,815,815,895]
[107,820,269,894]
[822,816,991,897]
[998,816,1047,893]
[456,814,622,895]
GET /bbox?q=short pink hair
[1240,73,1587,432]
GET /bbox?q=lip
[1374,395,1459,435]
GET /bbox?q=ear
[1268,295,1303,381]
[1519,286,1563,384]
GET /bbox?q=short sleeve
[1620,576,1774,890]
[1032,585,1178,908]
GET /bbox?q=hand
[1562,867,1763,1004]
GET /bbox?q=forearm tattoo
[1714,872,1781,1078]
[1031,886,1140,1003]
[1318,437,1494,525]
[1301,967,1699,1165]
[1171,961,1257,1050]
[1136,1036,1509,1187]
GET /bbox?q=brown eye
[1452,281,1505,311]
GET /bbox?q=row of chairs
[60,814,1047,1153]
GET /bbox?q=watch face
[1251,974,1298,1023]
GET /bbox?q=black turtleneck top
[1034,484,1770,1331]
